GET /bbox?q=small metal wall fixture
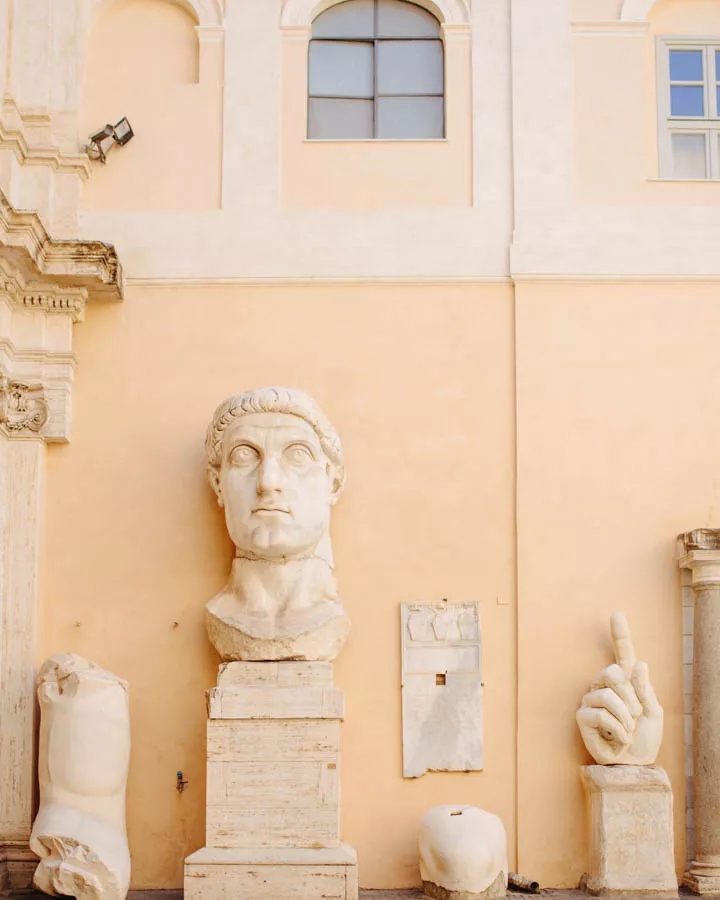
[86,118,134,163]
[176,771,189,793]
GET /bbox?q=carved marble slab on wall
[401,601,483,778]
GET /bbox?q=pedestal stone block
[185,846,358,900]
[185,661,358,900]
[581,765,678,897]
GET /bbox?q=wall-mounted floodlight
[86,117,134,164]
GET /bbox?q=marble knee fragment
[30,653,131,900]
[419,805,507,899]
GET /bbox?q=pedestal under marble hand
[205,387,350,661]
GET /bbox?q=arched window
[308,0,444,139]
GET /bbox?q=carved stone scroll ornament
[205,387,350,661]
[0,376,48,434]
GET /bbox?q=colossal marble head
[205,388,350,661]
[206,387,345,562]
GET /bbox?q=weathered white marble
[576,612,663,766]
[185,661,358,900]
[419,805,507,899]
[205,388,350,662]
[581,765,677,897]
[401,601,483,778]
[30,654,131,900]
[185,845,358,900]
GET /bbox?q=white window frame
[657,37,720,180]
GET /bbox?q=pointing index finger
[611,612,636,677]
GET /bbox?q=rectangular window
[657,38,720,180]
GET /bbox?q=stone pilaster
[0,190,122,892]
[678,529,720,895]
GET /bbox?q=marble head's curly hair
[206,387,345,499]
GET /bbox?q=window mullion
[372,0,378,138]
[702,47,715,119]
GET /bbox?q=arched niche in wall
[620,0,658,20]
[89,0,224,27]
[82,0,223,212]
[280,0,470,28]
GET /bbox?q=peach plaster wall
[38,282,517,890]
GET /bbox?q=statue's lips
[252,507,291,517]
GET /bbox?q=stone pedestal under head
[184,661,358,900]
[419,805,507,900]
[204,387,350,661]
[30,653,131,900]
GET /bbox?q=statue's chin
[238,524,321,561]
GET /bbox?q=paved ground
[9,890,697,900]
[12,890,698,900]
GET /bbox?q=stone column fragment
[678,529,720,894]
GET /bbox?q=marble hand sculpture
[205,387,350,661]
[30,653,131,900]
[576,613,663,765]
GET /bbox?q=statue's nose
[257,455,283,493]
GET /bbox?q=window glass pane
[312,0,375,38]
[309,41,373,98]
[376,40,443,95]
[669,49,704,82]
[376,0,440,38]
[376,96,443,138]
[716,49,720,82]
[670,84,704,116]
[308,98,374,138]
[671,132,707,179]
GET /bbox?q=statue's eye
[229,444,259,466]
[284,444,313,465]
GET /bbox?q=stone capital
[678,530,720,587]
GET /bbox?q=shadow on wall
[81,0,222,212]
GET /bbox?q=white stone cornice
[677,530,720,587]
[0,101,92,179]
[0,260,87,323]
[0,189,123,301]
[571,20,650,38]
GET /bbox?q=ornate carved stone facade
[0,183,123,891]
[0,378,48,436]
